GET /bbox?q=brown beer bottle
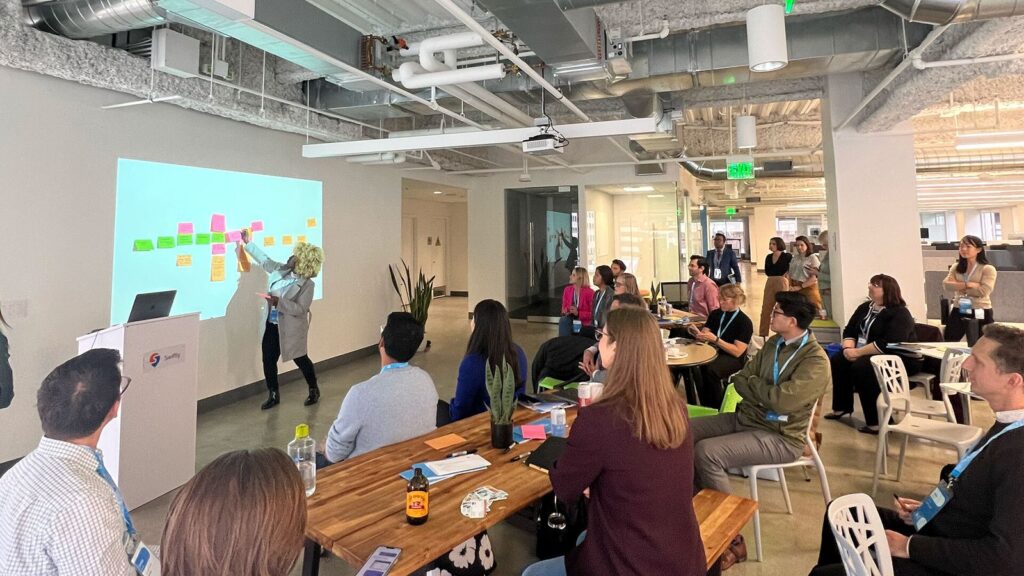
[406,468,429,525]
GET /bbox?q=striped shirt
[0,438,134,576]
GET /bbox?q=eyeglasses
[119,376,132,397]
[595,329,607,341]
[770,307,788,318]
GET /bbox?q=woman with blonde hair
[690,283,754,408]
[559,267,595,336]
[522,307,706,576]
[161,448,306,576]
[612,272,640,298]
[241,229,324,409]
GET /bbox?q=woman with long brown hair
[448,299,527,421]
[522,307,706,576]
[612,272,640,298]
[788,235,823,313]
[942,235,998,342]
[759,236,792,337]
[161,448,306,576]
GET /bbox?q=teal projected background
[112,159,324,324]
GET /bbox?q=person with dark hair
[591,265,615,330]
[323,312,437,464]
[0,304,12,410]
[691,291,829,495]
[942,235,998,342]
[788,235,823,313]
[449,300,528,421]
[161,448,306,576]
[687,255,720,318]
[610,259,627,280]
[810,324,1024,576]
[706,232,742,286]
[759,237,793,337]
[0,349,143,576]
[825,274,921,433]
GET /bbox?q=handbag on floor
[535,493,588,559]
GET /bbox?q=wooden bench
[694,489,759,570]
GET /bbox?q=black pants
[261,322,317,394]
[809,506,954,576]
[943,308,994,342]
[698,354,745,409]
[830,353,921,427]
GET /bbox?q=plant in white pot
[486,359,517,448]
[388,260,435,350]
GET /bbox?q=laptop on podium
[127,290,177,323]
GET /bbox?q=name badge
[572,319,582,334]
[912,482,952,531]
[856,337,867,348]
[131,541,161,576]
[766,411,789,423]
[974,308,985,320]
[269,308,279,323]
[958,297,972,315]
[713,269,723,280]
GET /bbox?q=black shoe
[304,387,320,406]
[824,411,852,420]
[858,425,880,435]
[261,392,280,410]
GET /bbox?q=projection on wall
[112,159,324,324]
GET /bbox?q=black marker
[510,451,532,462]
[446,448,478,459]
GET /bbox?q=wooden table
[694,489,759,570]
[666,341,719,406]
[658,310,706,329]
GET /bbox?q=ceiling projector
[522,133,564,155]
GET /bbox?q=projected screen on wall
[112,159,324,324]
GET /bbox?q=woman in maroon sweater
[523,307,706,576]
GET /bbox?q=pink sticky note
[211,243,226,255]
[250,220,264,232]
[227,230,242,242]
[178,222,194,235]
[522,425,547,440]
[210,214,226,232]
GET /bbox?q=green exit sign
[727,155,755,180]
[725,206,738,216]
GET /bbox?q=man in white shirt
[0,348,137,576]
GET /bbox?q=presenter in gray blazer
[240,229,324,410]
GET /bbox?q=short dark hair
[595,265,614,287]
[689,255,708,273]
[769,237,786,252]
[381,312,424,362]
[982,324,1024,376]
[611,293,645,309]
[870,274,907,308]
[714,232,726,242]
[611,259,626,272]
[37,348,123,440]
[774,291,816,330]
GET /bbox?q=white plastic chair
[934,349,972,425]
[743,400,831,561]
[869,356,983,496]
[875,353,964,422]
[827,493,894,576]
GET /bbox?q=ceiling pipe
[912,51,1024,69]
[393,61,505,89]
[882,0,1024,24]
[23,0,164,39]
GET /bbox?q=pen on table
[503,442,519,454]
[510,451,532,463]
[446,448,478,459]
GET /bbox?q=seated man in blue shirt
[322,312,438,465]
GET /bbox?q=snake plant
[485,359,517,425]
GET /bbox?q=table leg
[302,539,322,576]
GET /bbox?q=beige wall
[401,197,469,293]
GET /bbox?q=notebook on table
[524,437,568,474]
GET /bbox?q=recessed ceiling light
[623,185,655,192]
[433,190,443,195]
[647,194,665,198]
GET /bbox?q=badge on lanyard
[958,297,973,315]
[269,307,280,323]
[573,319,582,333]
[713,268,723,280]
[131,542,161,576]
[912,483,952,531]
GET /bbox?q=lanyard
[93,451,137,537]
[950,420,1024,485]
[380,362,409,374]
[594,289,606,316]
[573,287,580,308]
[962,263,978,283]
[714,250,722,268]
[773,332,810,385]
[860,306,882,340]
[717,310,740,339]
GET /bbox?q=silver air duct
[882,0,1024,24]
[23,0,165,39]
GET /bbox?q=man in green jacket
[691,291,830,494]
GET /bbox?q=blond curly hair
[291,242,324,279]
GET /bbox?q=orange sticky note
[297,235,307,243]
[282,235,293,246]
[425,434,467,451]
[307,217,317,228]
[263,236,275,247]
[211,255,226,282]
[175,254,192,268]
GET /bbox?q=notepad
[425,454,491,477]
[514,418,552,443]
[525,437,568,474]
[425,434,467,451]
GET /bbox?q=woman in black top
[759,237,792,337]
[825,274,920,434]
[690,284,754,408]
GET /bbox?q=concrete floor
[131,265,994,576]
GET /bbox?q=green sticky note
[195,233,211,245]
[177,234,194,246]
[133,239,154,252]
[157,236,176,249]
[212,232,226,243]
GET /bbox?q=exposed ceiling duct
[474,0,602,65]
[882,0,1024,25]
[23,0,165,39]
[680,155,825,181]
[915,149,1024,172]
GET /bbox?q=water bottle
[551,407,567,438]
[288,424,316,497]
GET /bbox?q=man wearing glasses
[690,291,830,495]
[0,349,149,576]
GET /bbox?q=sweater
[449,346,528,421]
[908,421,1024,576]
[763,252,792,277]
[943,263,998,310]
[552,403,706,576]
[325,365,438,463]
[841,302,917,357]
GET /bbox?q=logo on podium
[143,345,185,372]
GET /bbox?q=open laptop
[660,281,690,308]
[127,290,177,323]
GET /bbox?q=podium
[77,313,200,510]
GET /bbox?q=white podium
[77,313,200,510]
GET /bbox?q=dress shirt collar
[37,437,101,470]
[783,330,810,346]
[995,408,1024,424]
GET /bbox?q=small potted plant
[486,359,516,449]
[388,260,435,349]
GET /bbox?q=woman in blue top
[449,300,528,422]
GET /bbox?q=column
[747,206,779,271]
[822,74,927,323]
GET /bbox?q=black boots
[304,386,320,406]
[261,391,280,410]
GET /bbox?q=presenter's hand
[240,229,250,244]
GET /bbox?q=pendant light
[736,115,757,149]
[746,4,789,72]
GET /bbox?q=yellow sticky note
[282,235,293,246]
[211,255,226,282]
[297,235,307,243]
[306,218,317,228]
[176,254,192,267]
[263,236,275,247]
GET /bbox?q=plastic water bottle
[551,407,567,438]
[288,424,316,497]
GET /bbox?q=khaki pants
[690,413,803,494]
[759,276,789,337]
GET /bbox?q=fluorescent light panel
[623,185,655,192]
[954,130,1024,151]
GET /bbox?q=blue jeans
[521,531,585,576]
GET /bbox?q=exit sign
[727,155,755,180]
[725,206,738,216]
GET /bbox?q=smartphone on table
[356,546,402,576]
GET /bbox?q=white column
[822,74,926,322]
[747,206,779,271]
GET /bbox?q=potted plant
[486,359,516,449]
[648,281,662,314]
[388,260,435,350]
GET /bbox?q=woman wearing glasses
[825,274,920,434]
[522,307,706,576]
[612,272,640,298]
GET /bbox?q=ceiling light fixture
[623,185,655,192]
[746,4,789,72]
[518,158,532,183]
[647,194,665,198]
[953,130,1024,151]
[433,190,444,195]
[736,115,757,149]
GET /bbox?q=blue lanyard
[380,362,409,374]
[717,310,740,339]
[573,287,579,308]
[950,420,1024,483]
[962,263,978,283]
[773,332,809,385]
[93,451,137,537]
[594,289,606,315]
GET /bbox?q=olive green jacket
[730,331,831,448]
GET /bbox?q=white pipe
[346,152,401,163]
[419,32,486,70]
[363,153,407,165]
[395,62,505,89]
[912,51,1024,69]
[457,51,536,67]
[627,19,669,43]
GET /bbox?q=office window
[919,211,948,242]
[980,211,1002,241]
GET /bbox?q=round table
[665,341,718,406]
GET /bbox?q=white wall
[584,189,614,268]
[0,66,426,462]
[401,197,469,293]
